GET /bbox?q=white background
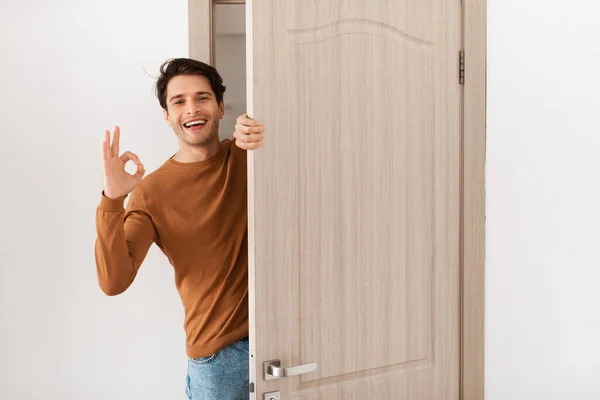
[486,0,600,399]
[1,0,599,399]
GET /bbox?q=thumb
[133,163,145,181]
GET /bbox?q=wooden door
[246,0,462,399]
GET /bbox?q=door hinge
[459,50,465,85]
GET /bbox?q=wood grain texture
[247,0,462,398]
[188,0,213,63]
[462,1,486,399]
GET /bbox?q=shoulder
[224,138,246,158]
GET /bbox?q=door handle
[264,359,317,380]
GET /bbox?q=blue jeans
[185,337,249,399]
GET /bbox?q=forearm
[95,194,137,295]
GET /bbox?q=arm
[95,125,149,295]
[94,188,155,296]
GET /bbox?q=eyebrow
[169,91,213,103]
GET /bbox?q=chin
[187,133,216,146]
[187,137,211,146]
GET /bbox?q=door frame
[188,0,246,66]
[461,2,486,399]
[188,1,486,398]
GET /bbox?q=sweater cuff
[98,191,127,212]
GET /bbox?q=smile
[184,119,207,128]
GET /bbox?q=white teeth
[184,120,207,127]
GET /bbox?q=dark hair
[155,58,226,110]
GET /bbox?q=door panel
[247,0,462,398]
[296,28,434,383]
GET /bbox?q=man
[95,58,264,399]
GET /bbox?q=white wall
[0,1,189,399]
[486,1,600,399]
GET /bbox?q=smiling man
[94,58,264,399]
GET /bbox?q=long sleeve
[94,186,156,296]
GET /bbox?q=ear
[219,101,225,119]
[163,108,172,126]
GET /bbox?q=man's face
[163,74,224,147]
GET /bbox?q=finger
[133,163,145,181]
[234,123,264,134]
[236,140,263,150]
[237,114,261,126]
[103,131,110,160]
[234,130,265,143]
[238,118,262,127]
[111,126,120,158]
[120,151,141,165]
[102,140,109,161]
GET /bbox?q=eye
[174,100,184,105]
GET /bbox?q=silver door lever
[264,359,317,380]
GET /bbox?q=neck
[173,136,221,163]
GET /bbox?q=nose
[184,101,201,115]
